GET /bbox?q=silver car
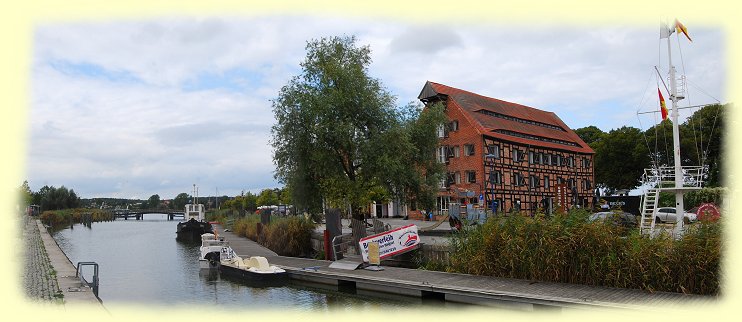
[655,207,698,224]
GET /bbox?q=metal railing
[331,233,352,261]
[76,262,99,298]
[641,166,705,188]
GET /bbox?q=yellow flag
[675,19,692,42]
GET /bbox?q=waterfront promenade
[21,215,106,310]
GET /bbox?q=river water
[51,215,424,311]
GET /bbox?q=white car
[655,207,698,224]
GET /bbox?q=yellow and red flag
[658,88,668,120]
[675,19,692,42]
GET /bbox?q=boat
[176,185,214,242]
[219,255,287,285]
[175,207,213,242]
[199,232,236,269]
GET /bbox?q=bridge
[109,209,186,221]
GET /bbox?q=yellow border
[2,1,738,321]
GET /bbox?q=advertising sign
[556,183,568,213]
[359,224,420,262]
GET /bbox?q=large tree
[591,126,651,192]
[271,36,444,219]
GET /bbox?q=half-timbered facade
[419,81,595,215]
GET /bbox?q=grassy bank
[38,208,113,228]
[232,215,316,257]
[437,209,721,295]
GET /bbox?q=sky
[27,15,726,200]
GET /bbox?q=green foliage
[147,194,161,209]
[271,35,445,218]
[172,193,190,210]
[32,185,80,211]
[256,188,280,206]
[574,125,605,146]
[232,215,316,257]
[18,180,33,208]
[591,126,651,191]
[443,209,721,295]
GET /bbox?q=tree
[592,126,651,191]
[147,194,161,209]
[574,125,605,146]
[172,193,190,210]
[256,189,279,207]
[271,35,397,219]
[18,180,33,208]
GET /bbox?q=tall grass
[232,215,316,257]
[446,209,721,295]
[38,208,113,227]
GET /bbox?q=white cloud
[28,16,725,199]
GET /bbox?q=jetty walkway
[21,215,106,311]
[214,223,713,312]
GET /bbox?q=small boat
[199,233,236,269]
[219,255,287,284]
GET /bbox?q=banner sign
[359,224,420,262]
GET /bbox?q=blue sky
[27,16,726,200]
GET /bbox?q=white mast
[663,21,685,236]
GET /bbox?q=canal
[51,215,425,311]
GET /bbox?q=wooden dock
[213,225,714,312]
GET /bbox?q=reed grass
[39,208,113,227]
[232,215,316,257]
[445,209,721,295]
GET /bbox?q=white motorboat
[219,256,287,283]
[199,233,236,269]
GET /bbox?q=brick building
[418,81,595,215]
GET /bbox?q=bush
[232,215,316,257]
[445,209,721,295]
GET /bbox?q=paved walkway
[21,215,63,303]
[21,215,107,311]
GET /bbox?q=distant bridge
[109,209,186,221]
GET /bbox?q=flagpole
[665,22,685,236]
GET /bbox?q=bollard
[324,230,331,260]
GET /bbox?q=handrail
[641,166,705,188]
[76,261,100,298]
[331,233,352,261]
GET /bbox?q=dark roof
[418,81,594,154]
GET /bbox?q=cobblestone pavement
[21,215,63,303]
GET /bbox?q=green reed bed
[232,215,316,257]
[39,208,113,228]
[445,209,721,295]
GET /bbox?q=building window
[513,173,524,186]
[453,146,460,158]
[529,151,535,164]
[437,196,449,212]
[437,124,446,138]
[544,154,552,165]
[568,156,575,167]
[555,154,562,166]
[529,175,540,188]
[544,175,550,189]
[455,172,461,184]
[489,170,502,184]
[466,171,476,183]
[486,145,500,159]
[437,146,447,163]
[583,157,591,168]
[513,149,524,162]
[464,144,475,156]
[449,120,459,132]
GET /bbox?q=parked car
[589,211,638,228]
[655,207,697,224]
